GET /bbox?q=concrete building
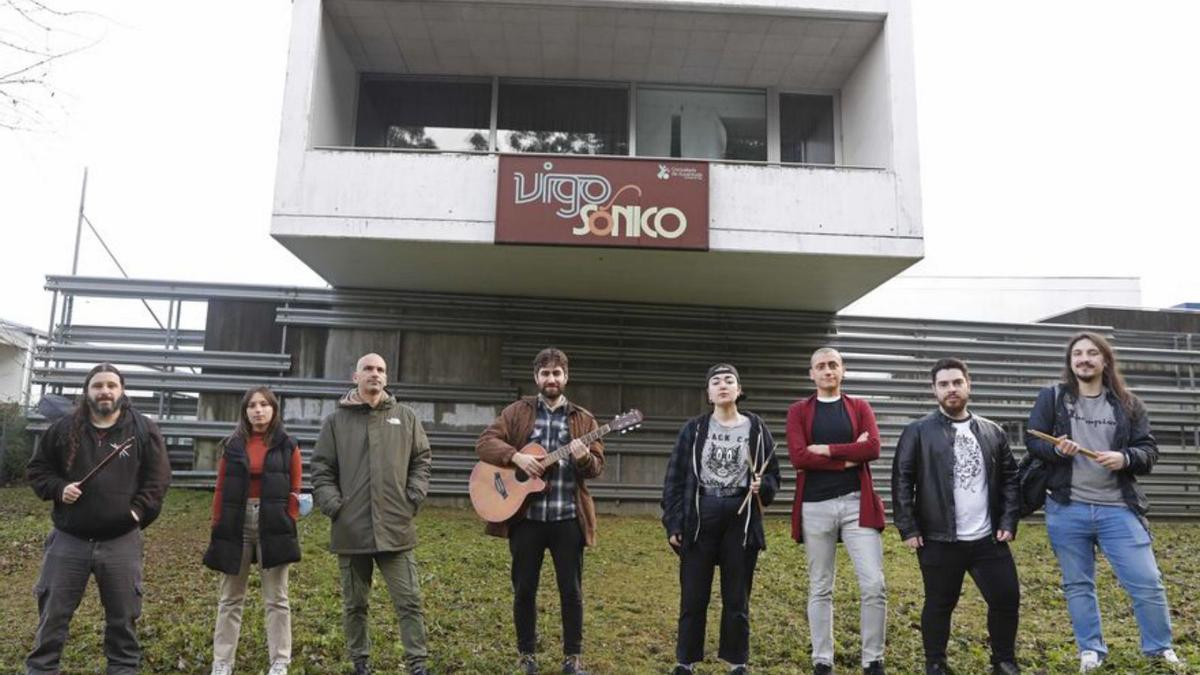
[271,0,923,310]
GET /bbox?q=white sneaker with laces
[1157,649,1183,669]
[268,660,289,675]
[211,661,233,675]
[1079,650,1102,673]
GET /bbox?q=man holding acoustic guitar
[475,348,606,675]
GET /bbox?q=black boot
[562,655,589,675]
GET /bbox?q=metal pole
[71,168,88,275]
[40,290,58,399]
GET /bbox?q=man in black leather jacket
[891,358,1020,675]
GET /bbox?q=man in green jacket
[312,353,433,675]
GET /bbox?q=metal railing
[31,276,1200,519]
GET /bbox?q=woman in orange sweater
[203,387,302,675]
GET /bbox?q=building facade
[271,0,923,310]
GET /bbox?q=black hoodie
[661,412,782,551]
[28,405,171,540]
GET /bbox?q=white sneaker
[268,660,289,675]
[1079,650,1102,673]
[1156,649,1183,669]
[211,662,233,675]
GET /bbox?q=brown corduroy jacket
[475,396,605,546]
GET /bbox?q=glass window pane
[355,78,492,151]
[780,93,835,164]
[496,83,628,155]
[636,87,766,161]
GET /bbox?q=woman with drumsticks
[203,387,303,675]
[661,363,782,675]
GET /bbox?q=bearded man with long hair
[1025,332,1181,672]
[25,363,171,674]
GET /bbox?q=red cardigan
[786,393,886,542]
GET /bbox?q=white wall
[0,343,29,403]
[272,149,920,259]
[840,29,890,169]
[310,11,358,148]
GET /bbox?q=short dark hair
[533,347,569,373]
[930,357,969,383]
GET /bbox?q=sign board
[496,155,709,250]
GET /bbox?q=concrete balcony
[272,150,920,309]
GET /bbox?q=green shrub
[0,402,32,484]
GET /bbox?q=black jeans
[27,527,144,675]
[676,494,760,666]
[509,517,584,656]
[918,537,1020,665]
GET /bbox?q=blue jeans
[1044,499,1173,657]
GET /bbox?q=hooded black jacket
[661,412,781,551]
[28,404,171,540]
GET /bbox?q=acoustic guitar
[469,409,643,523]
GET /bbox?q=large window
[636,87,766,161]
[496,83,628,156]
[351,76,838,165]
[780,93,835,164]
[355,77,491,151]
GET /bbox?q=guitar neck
[540,423,612,466]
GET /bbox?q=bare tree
[0,0,104,132]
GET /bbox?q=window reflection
[355,78,491,151]
[636,87,766,161]
[496,83,629,156]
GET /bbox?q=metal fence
[31,275,1200,519]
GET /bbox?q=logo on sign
[511,161,689,240]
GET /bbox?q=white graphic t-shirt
[700,415,751,489]
[950,418,992,541]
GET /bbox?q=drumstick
[737,454,766,515]
[1027,429,1101,460]
[76,438,135,489]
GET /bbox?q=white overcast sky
[1,0,1198,332]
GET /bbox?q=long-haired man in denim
[1025,332,1181,672]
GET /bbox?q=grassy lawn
[0,486,1197,673]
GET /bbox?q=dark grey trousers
[26,527,144,675]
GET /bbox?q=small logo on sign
[657,164,670,180]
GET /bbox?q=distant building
[840,275,1141,323]
[0,319,43,406]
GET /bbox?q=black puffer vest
[203,429,302,574]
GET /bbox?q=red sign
[495,155,709,250]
